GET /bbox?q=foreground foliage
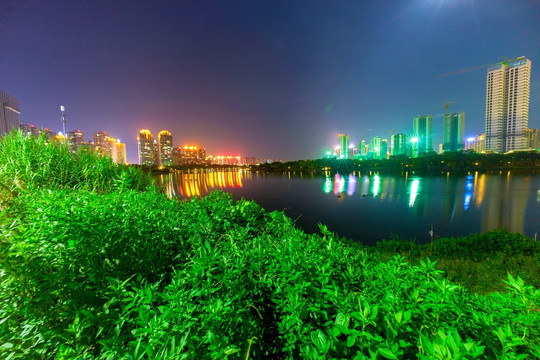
[1,132,539,359]
[374,231,540,293]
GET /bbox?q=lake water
[157,170,540,245]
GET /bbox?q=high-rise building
[443,112,465,152]
[339,134,349,159]
[485,57,531,152]
[158,130,173,166]
[67,130,85,152]
[1,90,21,137]
[370,136,381,159]
[20,124,40,137]
[412,115,433,157]
[380,139,388,159]
[93,131,111,157]
[137,129,157,166]
[360,140,368,156]
[391,133,408,156]
[112,140,127,164]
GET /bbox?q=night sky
[1,0,540,163]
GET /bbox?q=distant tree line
[255,151,540,174]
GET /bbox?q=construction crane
[437,56,526,78]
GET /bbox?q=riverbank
[1,132,539,359]
[255,152,540,175]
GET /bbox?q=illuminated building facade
[359,140,368,156]
[93,131,111,157]
[172,145,207,165]
[339,134,349,159]
[137,129,158,166]
[20,124,40,137]
[465,134,486,153]
[380,139,388,159]
[207,155,241,165]
[1,90,21,137]
[485,57,531,152]
[158,130,173,166]
[412,115,433,157]
[443,112,465,152]
[391,133,408,156]
[112,140,127,164]
[67,129,85,152]
[370,136,381,159]
[525,128,540,150]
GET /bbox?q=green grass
[0,131,539,359]
[373,231,540,294]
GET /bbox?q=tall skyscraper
[93,131,111,157]
[485,57,531,152]
[137,129,157,166]
[339,134,349,159]
[158,130,173,166]
[67,129,85,152]
[112,140,127,164]
[380,139,388,159]
[412,115,433,157]
[370,136,381,159]
[1,90,21,137]
[360,140,368,156]
[391,133,408,156]
[443,112,465,152]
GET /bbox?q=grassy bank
[1,132,539,359]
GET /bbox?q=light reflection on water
[158,169,247,199]
[158,170,540,244]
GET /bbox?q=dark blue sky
[1,0,540,162]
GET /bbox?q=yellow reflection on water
[160,169,247,198]
[475,174,486,208]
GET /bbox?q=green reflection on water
[409,179,420,207]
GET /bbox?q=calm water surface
[158,170,540,245]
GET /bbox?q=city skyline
[1,1,540,163]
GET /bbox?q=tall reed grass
[0,130,154,205]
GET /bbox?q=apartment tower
[137,129,158,166]
[412,115,433,157]
[443,112,465,152]
[339,134,349,159]
[485,57,531,152]
[391,133,408,156]
[158,130,173,166]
